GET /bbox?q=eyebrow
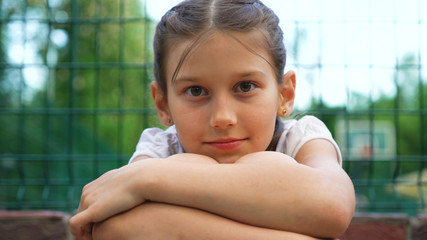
[238,70,266,78]
[173,70,266,85]
[173,76,198,85]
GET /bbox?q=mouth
[204,138,247,151]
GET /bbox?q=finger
[69,210,93,237]
[70,222,93,239]
[69,215,82,237]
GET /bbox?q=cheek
[173,106,206,128]
[243,98,278,144]
[248,113,276,140]
[172,108,206,147]
[245,96,279,122]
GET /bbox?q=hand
[69,161,149,239]
[69,154,216,239]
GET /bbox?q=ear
[277,70,296,117]
[151,81,173,126]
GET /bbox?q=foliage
[305,53,426,215]
[0,1,425,215]
[0,0,161,211]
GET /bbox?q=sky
[146,0,427,109]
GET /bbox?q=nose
[209,95,237,129]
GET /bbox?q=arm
[70,139,354,239]
[142,140,354,237]
[92,202,324,240]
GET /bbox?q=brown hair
[153,0,286,92]
[153,0,287,151]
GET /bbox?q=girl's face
[153,31,295,163]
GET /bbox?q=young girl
[69,0,355,239]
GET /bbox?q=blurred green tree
[305,53,426,215]
[0,0,160,210]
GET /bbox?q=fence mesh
[0,0,426,216]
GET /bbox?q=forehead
[165,30,273,81]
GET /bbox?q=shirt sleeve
[128,126,184,164]
[279,116,342,165]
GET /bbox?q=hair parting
[153,0,286,94]
[153,0,288,150]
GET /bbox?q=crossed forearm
[92,202,324,240]
[141,152,352,237]
[70,152,353,239]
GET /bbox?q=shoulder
[279,115,330,140]
[129,126,184,163]
[140,126,179,143]
[277,115,342,164]
[287,115,331,135]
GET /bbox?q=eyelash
[185,86,208,97]
[235,81,257,93]
[184,81,257,98]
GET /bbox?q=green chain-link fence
[0,0,426,216]
[0,0,160,211]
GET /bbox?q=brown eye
[186,86,207,97]
[236,82,255,92]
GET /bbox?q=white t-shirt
[129,115,342,165]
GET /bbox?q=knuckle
[68,217,76,231]
[82,183,92,194]
[68,216,82,237]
